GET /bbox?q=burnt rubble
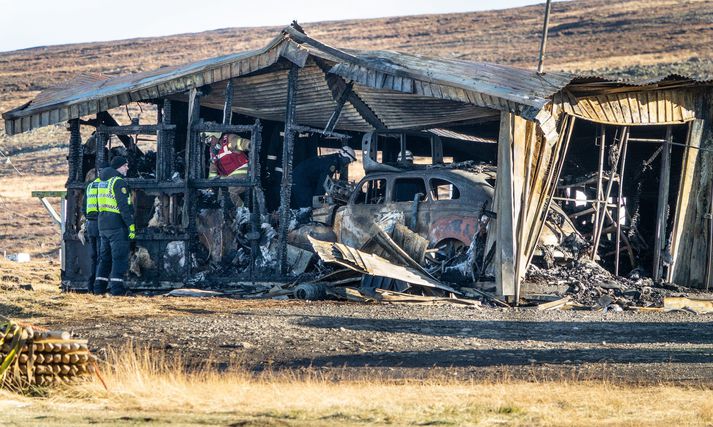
[526,259,689,309]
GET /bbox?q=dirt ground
[1,274,711,386]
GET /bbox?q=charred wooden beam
[96,111,137,150]
[97,124,175,135]
[291,125,351,140]
[314,58,386,130]
[278,64,299,274]
[324,81,353,133]
[191,178,258,188]
[67,119,81,183]
[193,123,254,133]
[156,99,175,181]
[223,80,234,125]
[94,130,107,171]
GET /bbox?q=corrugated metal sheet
[4,25,710,138]
[3,33,294,134]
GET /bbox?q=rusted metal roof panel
[354,85,497,129]
[3,33,292,134]
[6,25,710,138]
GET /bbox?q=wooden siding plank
[597,95,617,123]
[606,94,624,122]
[637,92,649,124]
[58,107,69,122]
[40,111,50,127]
[49,109,60,125]
[626,92,640,124]
[646,90,657,124]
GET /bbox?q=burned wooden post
[278,64,299,274]
[493,111,520,300]
[183,88,202,278]
[223,80,234,126]
[324,81,353,133]
[67,119,82,183]
[94,131,106,172]
[653,126,673,282]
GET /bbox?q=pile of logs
[0,320,96,386]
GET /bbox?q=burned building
[4,25,713,302]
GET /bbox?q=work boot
[93,278,108,295]
[109,279,127,296]
[86,281,95,294]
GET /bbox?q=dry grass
[0,344,711,426]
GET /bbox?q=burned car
[335,168,492,254]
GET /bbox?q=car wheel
[425,238,467,266]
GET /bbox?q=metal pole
[536,0,553,74]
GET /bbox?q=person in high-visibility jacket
[94,156,135,296]
[81,169,101,293]
[206,133,250,208]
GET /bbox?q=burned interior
[4,25,713,303]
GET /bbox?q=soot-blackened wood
[324,81,353,133]
[67,119,82,183]
[94,131,107,172]
[315,58,386,130]
[98,124,174,135]
[223,80,234,126]
[97,111,139,152]
[157,99,175,180]
[278,64,299,274]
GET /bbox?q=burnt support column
[324,81,352,133]
[278,64,299,274]
[223,80,234,126]
[157,99,174,181]
[94,131,106,172]
[67,119,82,183]
[183,88,202,278]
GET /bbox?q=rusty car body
[335,168,493,251]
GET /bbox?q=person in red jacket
[206,133,250,207]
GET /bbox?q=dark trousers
[84,236,99,293]
[94,227,129,295]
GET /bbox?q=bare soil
[2,281,710,385]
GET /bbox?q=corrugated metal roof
[5,25,709,139]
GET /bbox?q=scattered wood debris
[663,297,713,314]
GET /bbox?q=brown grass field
[1,0,712,424]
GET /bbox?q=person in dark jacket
[81,169,101,293]
[94,156,135,296]
[290,146,356,209]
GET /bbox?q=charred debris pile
[116,149,683,310]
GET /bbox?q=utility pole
[537,0,553,74]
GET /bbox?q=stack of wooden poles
[0,318,96,386]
